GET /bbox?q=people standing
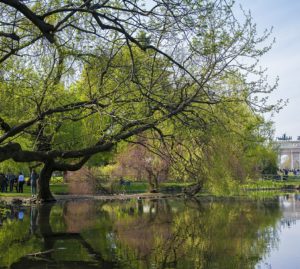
[3,174,8,192]
[30,170,38,197]
[18,172,25,193]
[6,172,15,192]
[14,175,18,192]
[0,173,6,192]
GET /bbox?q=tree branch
[0,0,55,43]
[0,31,20,41]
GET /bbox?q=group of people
[279,168,300,176]
[0,170,39,196]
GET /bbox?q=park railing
[261,174,300,181]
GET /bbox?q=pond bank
[0,192,184,205]
[1,183,300,206]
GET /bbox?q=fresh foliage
[0,0,280,201]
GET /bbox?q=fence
[261,174,300,181]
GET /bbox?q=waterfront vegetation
[0,0,281,202]
[0,196,284,268]
[1,177,300,199]
[0,1,296,268]
[104,178,300,196]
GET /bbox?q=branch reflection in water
[0,196,282,269]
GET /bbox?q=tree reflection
[9,202,118,269]
[111,198,281,269]
[0,197,283,269]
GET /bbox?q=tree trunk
[147,174,155,192]
[154,176,159,191]
[183,182,203,196]
[148,173,158,193]
[38,204,56,255]
[37,162,56,203]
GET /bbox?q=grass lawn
[105,181,195,194]
[0,183,69,197]
[0,180,193,198]
[241,178,300,190]
[3,178,296,199]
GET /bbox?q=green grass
[0,183,69,197]
[50,184,69,194]
[1,178,297,199]
[105,181,149,193]
[241,179,300,190]
[51,176,64,184]
[103,181,194,194]
[160,182,195,188]
[227,178,300,199]
[0,180,191,198]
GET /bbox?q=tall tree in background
[0,0,280,201]
[107,78,278,194]
[111,137,171,191]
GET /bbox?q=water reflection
[257,194,300,269]
[0,197,285,268]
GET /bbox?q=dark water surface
[0,195,299,269]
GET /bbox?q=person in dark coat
[0,173,6,192]
[6,172,15,192]
[30,170,38,197]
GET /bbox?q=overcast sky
[238,0,300,140]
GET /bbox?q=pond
[0,195,299,269]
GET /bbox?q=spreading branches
[0,0,279,177]
[0,0,55,43]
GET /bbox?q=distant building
[277,133,292,141]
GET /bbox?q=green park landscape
[0,0,300,268]
[0,0,281,202]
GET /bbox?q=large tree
[0,0,279,201]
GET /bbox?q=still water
[0,195,299,269]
